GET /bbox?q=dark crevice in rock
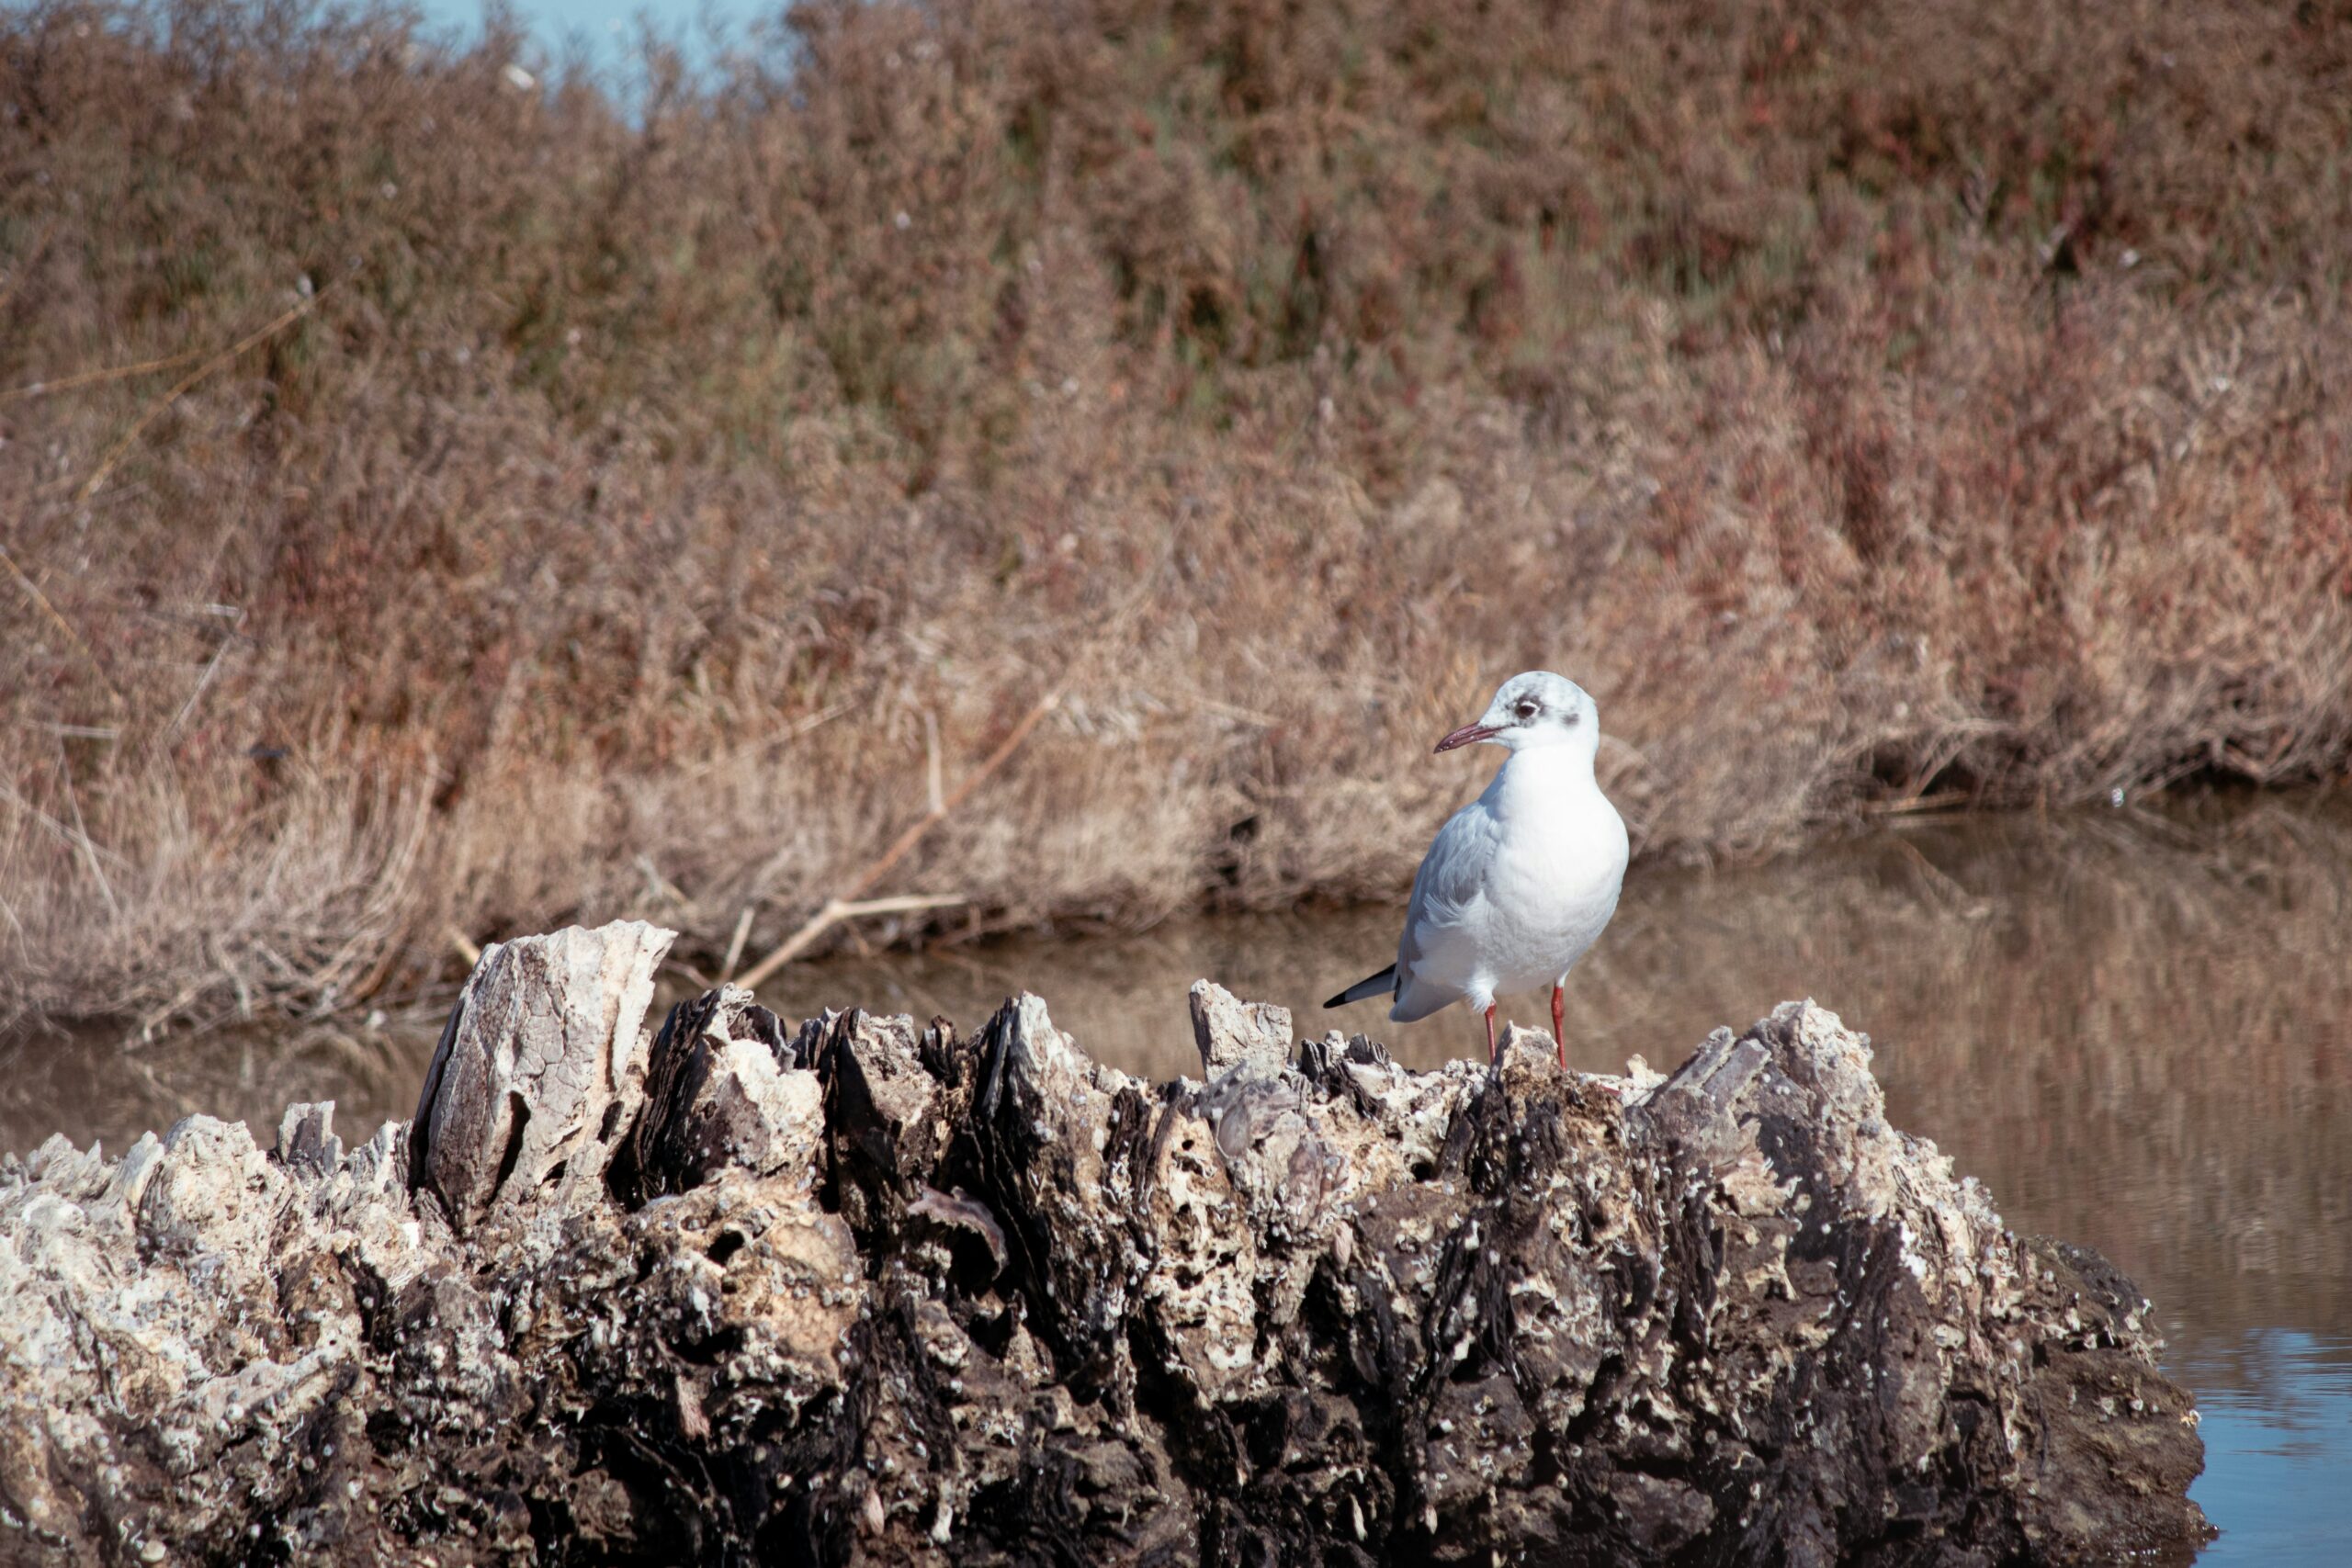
[492,1091,533,1198]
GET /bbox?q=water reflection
[2176,1332,2352,1566]
[6,794,2349,1558]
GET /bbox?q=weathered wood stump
[0,921,2208,1564]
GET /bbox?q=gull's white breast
[1477,784,1626,995]
[1390,745,1629,1021]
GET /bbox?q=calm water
[7,796,2349,1561]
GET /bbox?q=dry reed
[2,0,2347,1034]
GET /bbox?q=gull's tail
[1324,965,1396,1010]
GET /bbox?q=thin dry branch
[736,893,969,986]
[719,906,756,981]
[734,686,1062,990]
[0,342,212,403]
[72,284,329,501]
[681,700,855,782]
[923,709,944,816]
[0,545,128,713]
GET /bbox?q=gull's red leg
[1484,1004,1498,1064]
[1552,981,1567,1069]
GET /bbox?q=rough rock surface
[0,921,2209,1565]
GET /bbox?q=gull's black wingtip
[1325,964,1396,1010]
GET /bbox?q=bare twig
[1863,790,1974,819]
[447,926,482,968]
[734,895,967,988]
[0,544,128,712]
[73,283,330,502]
[923,709,944,816]
[719,905,755,981]
[1,341,213,403]
[735,683,1062,991]
[157,629,237,750]
[681,698,855,781]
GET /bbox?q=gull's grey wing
[1391,798,1500,1020]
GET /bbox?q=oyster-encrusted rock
[0,925,2208,1565]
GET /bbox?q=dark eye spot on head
[1515,699,1539,721]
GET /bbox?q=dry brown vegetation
[3,0,2349,1034]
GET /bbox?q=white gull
[1325,671,1629,1064]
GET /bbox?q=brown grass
[3,0,2349,1034]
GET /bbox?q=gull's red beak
[1434,722,1499,753]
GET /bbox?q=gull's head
[1435,671,1600,757]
